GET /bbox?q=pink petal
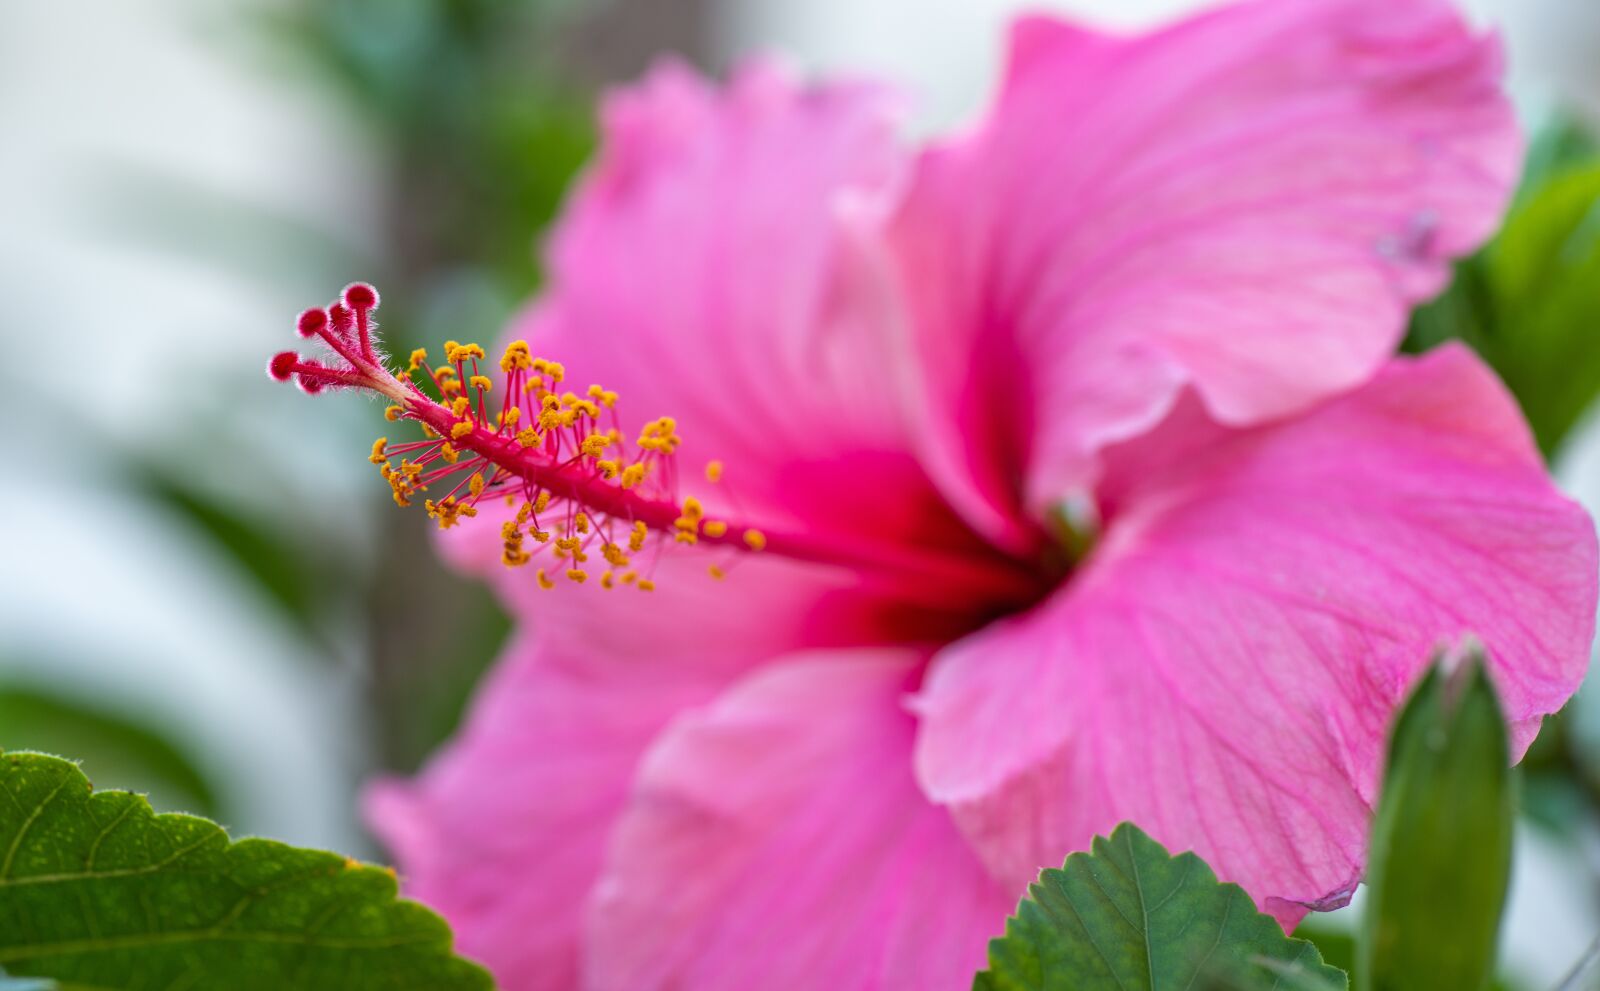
[585,652,1014,990]
[366,634,730,990]
[892,0,1521,537]
[912,345,1597,926]
[521,57,938,546]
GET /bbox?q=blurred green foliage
[0,676,218,820]
[1407,119,1600,459]
[128,459,359,649]
[259,0,595,332]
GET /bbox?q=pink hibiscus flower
[272,0,1598,987]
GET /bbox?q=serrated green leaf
[1358,652,1513,991]
[974,822,1348,991]
[0,752,492,990]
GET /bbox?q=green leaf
[974,822,1348,991]
[0,752,492,990]
[1358,651,1514,991]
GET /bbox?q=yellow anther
[743,529,767,552]
[638,579,656,592]
[596,459,619,479]
[601,390,618,408]
[575,512,591,534]
[533,491,552,513]
[620,463,647,489]
[531,529,550,543]
[451,420,475,440]
[435,366,458,380]
[675,530,698,545]
[708,564,726,580]
[580,434,610,458]
[501,521,520,540]
[621,570,638,585]
[448,342,486,363]
[440,378,463,397]
[500,340,533,372]
[384,406,403,422]
[369,438,388,464]
[502,548,530,567]
[517,427,541,448]
[408,348,428,372]
[469,472,486,497]
[629,521,648,552]
[566,568,588,584]
[545,361,565,383]
[502,406,522,427]
[425,495,476,530]
[469,375,493,392]
[536,569,555,590]
[587,384,605,400]
[681,496,704,522]
[439,442,460,464]
[451,396,472,417]
[705,460,723,483]
[420,423,439,439]
[703,520,728,538]
[600,571,615,590]
[602,543,630,567]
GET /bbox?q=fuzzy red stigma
[268,350,299,382]
[296,308,328,338]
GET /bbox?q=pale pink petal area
[366,634,730,991]
[912,345,1598,927]
[586,652,1014,991]
[892,0,1521,535]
